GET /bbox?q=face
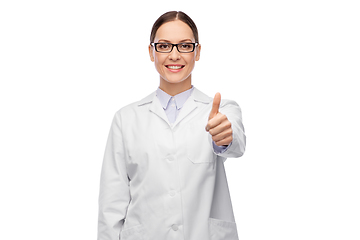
[149,20,201,86]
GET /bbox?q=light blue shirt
[156,85,230,154]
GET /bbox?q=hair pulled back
[150,11,199,44]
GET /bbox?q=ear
[195,43,201,61]
[149,44,155,62]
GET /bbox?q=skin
[149,20,233,147]
[206,92,233,147]
[149,20,200,96]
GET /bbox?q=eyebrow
[158,39,193,43]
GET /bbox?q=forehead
[154,20,195,42]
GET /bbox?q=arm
[98,112,130,240]
[216,99,246,158]
[207,97,246,158]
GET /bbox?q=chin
[165,73,191,84]
[166,77,188,84]
[164,79,185,84]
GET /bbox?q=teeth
[167,65,183,69]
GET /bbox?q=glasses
[151,42,198,53]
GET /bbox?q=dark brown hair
[150,11,199,43]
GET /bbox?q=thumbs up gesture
[205,92,233,147]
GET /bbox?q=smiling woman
[149,18,201,96]
[97,11,246,240]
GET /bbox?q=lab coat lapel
[172,94,197,127]
[173,87,212,128]
[149,94,171,125]
[138,91,171,126]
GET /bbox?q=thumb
[208,92,221,120]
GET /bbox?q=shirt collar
[156,85,194,110]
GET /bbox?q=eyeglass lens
[155,43,194,53]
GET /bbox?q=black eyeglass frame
[150,42,199,53]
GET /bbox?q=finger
[214,135,233,147]
[211,128,232,142]
[208,92,221,120]
[206,113,227,132]
[205,112,223,132]
[208,118,231,135]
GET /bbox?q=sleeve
[208,99,246,159]
[212,141,232,154]
[98,112,131,240]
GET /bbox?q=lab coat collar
[156,85,195,110]
[137,86,211,106]
[137,87,212,127]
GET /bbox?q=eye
[157,43,171,50]
[179,43,193,50]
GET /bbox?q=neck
[159,76,192,96]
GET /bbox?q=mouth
[165,65,185,70]
[165,64,185,73]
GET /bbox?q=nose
[168,45,181,61]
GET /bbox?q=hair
[150,11,199,44]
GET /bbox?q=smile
[166,65,185,69]
[165,65,185,73]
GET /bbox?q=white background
[0,0,359,239]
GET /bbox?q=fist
[205,92,233,147]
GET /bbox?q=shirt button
[171,98,175,101]
[171,103,175,107]
[169,190,176,197]
[171,224,178,231]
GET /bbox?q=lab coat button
[171,224,178,231]
[167,156,174,161]
[169,190,176,197]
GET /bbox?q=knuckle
[225,130,231,137]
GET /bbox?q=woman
[98,11,246,240]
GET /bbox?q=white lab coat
[98,87,246,240]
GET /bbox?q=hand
[205,92,233,147]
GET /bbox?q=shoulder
[113,90,156,118]
[219,98,240,108]
[191,87,212,104]
[217,96,243,117]
[193,88,242,110]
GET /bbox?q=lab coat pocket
[186,122,215,164]
[120,224,145,240]
[208,218,239,240]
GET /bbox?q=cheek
[184,55,196,67]
[154,55,166,68]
